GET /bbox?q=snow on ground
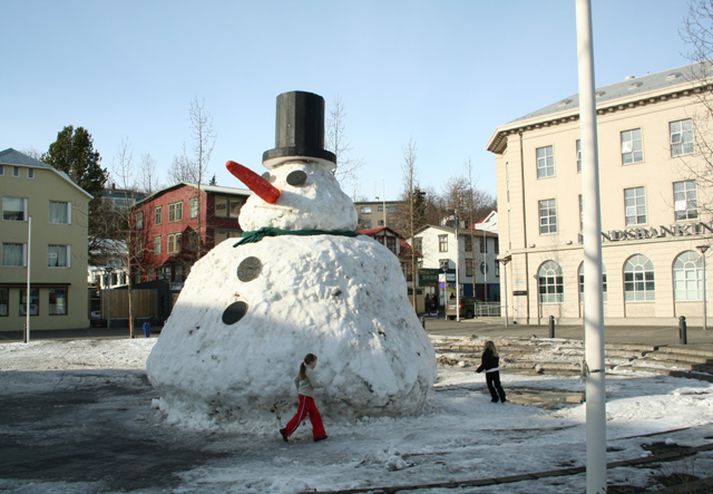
[1,337,713,493]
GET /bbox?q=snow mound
[147,235,436,425]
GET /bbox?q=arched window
[578,262,607,301]
[673,251,703,301]
[624,254,655,301]
[538,260,563,303]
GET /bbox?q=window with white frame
[621,128,643,164]
[214,196,243,218]
[167,233,182,253]
[670,118,694,157]
[464,236,472,252]
[168,202,183,222]
[536,145,555,178]
[49,288,68,315]
[624,254,655,301]
[576,139,582,173]
[465,259,474,277]
[2,243,25,266]
[49,201,71,224]
[624,187,647,225]
[673,250,703,301]
[673,180,698,221]
[27,168,35,179]
[48,245,70,267]
[190,197,199,218]
[12,166,20,177]
[2,196,27,221]
[578,262,607,301]
[537,260,563,303]
[135,211,144,229]
[360,206,372,214]
[438,234,448,252]
[538,198,557,234]
[154,235,161,255]
[154,206,162,225]
[578,194,583,231]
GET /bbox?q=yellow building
[487,63,712,326]
[0,149,92,331]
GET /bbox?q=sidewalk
[0,326,155,342]
[423,317,713,351]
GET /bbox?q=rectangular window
[135,211,144,229]
[673,180,698,221]
[0,165,4,176]
[2,196,27,221]
[12,166,20,177]
[438,234,448,253]
[360,206,372,214]
[464,236,472,252]
[229,198,242,218]
[2,243,25,266]
[576,139,582,173]
[49,288,68,315]
[670,119,694,157]
[538,199,557,234]
[27,168,35,179]
[19,288,39,316]
[154,235,161,255]
[377,205,384,212]
[385,236,396,253]
[154,206,162,225]
[624,187,647,225]
[167,233,182,253]
[387,205,397,213]
[413,237,422,255]
[465,259,474,277]
[377,219,384,226]
[190,197,199,218]
[579,194,583,231]
[536,145,555,178]
[168,202,183,222]
[48,245,70,267]
[214,196,242,218]
[0,287,8,316]
[49,201,70,224]
[621,128,644,164]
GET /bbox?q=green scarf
[234,227,359,247]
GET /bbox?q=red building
[132,183,250,289]
[358,227,417,278]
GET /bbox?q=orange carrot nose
[226,160,281,204]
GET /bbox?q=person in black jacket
[476,340,507,403]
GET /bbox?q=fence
[475,302,502,317]
[101,289,157,320]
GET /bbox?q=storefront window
[49,288,68,315]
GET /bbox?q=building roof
[135,182,251,207]
[486,62,712,153]
[0,148,93,199]
[414,223,498,238]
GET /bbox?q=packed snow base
[147,235,436,425]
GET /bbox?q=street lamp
[697,245,710,331]
[103,266,113,329]
[498,257,510,327]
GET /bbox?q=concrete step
[622,359,713,373]
[646,352,713,365]
[653,346,713,359]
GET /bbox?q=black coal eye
[222,301,248,325]
[237,256,262,282]
[286,170,307,186]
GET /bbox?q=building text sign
[578,221,713,243]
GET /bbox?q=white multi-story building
[487,63,712,325]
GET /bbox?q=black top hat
[262,91,337,169]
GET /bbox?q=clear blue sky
[1,0,695,201]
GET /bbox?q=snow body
[146,234,435,422]
[147,158,435,424]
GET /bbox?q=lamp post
[697,245,710,331]
[498,257,510,327]
[453,209,460,322]
[103,266,113,329]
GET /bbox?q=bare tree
[140,152,160,194]
[168,143,195,183]
[401,140,419,309]
[326,95,363,197]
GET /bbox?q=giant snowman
[147,91,435,424]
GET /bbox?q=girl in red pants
[280,353,328,442]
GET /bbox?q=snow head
[146,91,435,427]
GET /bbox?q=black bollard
[548,315,555,338]
[679,315,687,345]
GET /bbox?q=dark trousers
[486,371,506,402]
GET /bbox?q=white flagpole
[576,0,607,492]
[25,215,32,343]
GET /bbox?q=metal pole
[501,259,509,327]
[698,246,709,331]
[576,0,607,492]
[455,210,460,322]
[25,216,31,344]
[483,229,488,303]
